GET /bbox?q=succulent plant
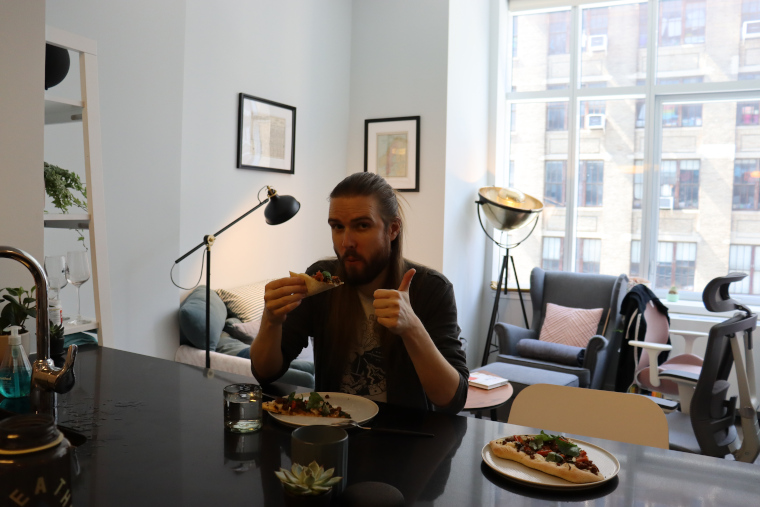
[275,461,342,496]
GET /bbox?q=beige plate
[481,437,620,491]
[266,392,379,428]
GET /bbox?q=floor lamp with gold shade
[477,187,543,366]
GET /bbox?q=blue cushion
[179,285,226,351]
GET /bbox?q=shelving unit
[45,26,113,346]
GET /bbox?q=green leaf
[307,392,324,410]
[23,297,36,305]
[545,452,563,463]
[557,439,580,457]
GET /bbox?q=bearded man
[250,172,468,412]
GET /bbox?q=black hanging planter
[45,44,70,90]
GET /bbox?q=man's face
[328,195,400,286]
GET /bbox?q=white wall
[347,0,450,271]
[45,0,186,358]
[443,0,491,366]
[178,0,352,292]
[0,0,45,289]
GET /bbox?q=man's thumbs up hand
[374,268,421,337]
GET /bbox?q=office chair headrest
[702,273,749,313]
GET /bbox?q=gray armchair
[494,267,628,389]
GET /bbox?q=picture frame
[237,93,296,174]
[364,116,420,192]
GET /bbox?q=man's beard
[336,244,392,286]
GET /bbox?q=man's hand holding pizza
[252,276,307,378]
[373,268,461,408]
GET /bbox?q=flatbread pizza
[290,270,343,297]
[489,431,603,484]
[263,392,351,419]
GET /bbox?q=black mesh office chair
[664,273,759,463]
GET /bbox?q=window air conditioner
[586,114,606,129]
[588,34,608,51]
[659,196,674,209]
[742,20,760,40]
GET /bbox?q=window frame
[729,244,760,295]
[502,1,760,304]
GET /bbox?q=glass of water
[223,384,262,433]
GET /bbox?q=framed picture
[364,116,420,192]
[237,93,296,174]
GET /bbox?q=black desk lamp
[173,186,300,369]
[476,186,542,366]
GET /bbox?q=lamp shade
[477,187,543,231]
[264,192,300,225]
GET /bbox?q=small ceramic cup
[291,426,348,493]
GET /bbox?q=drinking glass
[65,251,91,326]
[44,255,67,301]
[223,384,262,433]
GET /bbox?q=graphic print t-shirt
[339,292,387,403]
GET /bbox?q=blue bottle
[0,326,32,398]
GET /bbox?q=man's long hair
[322,172,406,390]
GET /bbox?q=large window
[729,245,760,294]
[660,160,700,209]
[505,0,760,303]
[733,160,760,210]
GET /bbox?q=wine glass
[65,251,91,326]
[44,255,68,301]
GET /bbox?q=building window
[733,160,760,210]
[633,160,643,209]
[729,245,760,295]
[639,3,649,48]
[660,0,706,47]
[580,99,607,129]
[576,238,601,274]
[662,103,703,127]
[736,102,760,125]
[635,100,646,128]
[656,241,697,290]
[511,103,517,132]
[549,11,570,55]
[579,161,604,207]
[545,161,567,207]
[508,161,515,188]
[542,237,564,271]
[547,102,568,131]
[660,160,700,209]
[630,240,641,277]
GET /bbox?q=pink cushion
[539,303,603,348]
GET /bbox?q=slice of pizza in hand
[290,270,343,297]
[262,392,351,418]
[489,431,604,484]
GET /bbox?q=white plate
[482,437,620,491]
[266,392,379,428]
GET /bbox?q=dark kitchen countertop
[3,347,760,506]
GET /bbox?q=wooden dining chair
[507,383,669,449]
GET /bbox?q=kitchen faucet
[0,246,77,417]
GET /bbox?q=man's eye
[330,224,344,231]
[358,223,370,229]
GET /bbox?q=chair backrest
[529,268,627,341]
[635,301,670,376]
[508,384,670,449]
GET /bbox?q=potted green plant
[275,461,342,507]
[0,286,37,363]
[667,285,679,302]
[44,162,88,248]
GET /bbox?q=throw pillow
[179,285,227,351]
[226,319,261,345]
[538,303,603,348]
[516,339,584,367]
[216,280,270,323]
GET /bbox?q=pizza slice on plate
[489,431,603,484]
[290,270,343,297]
[263,392,351,419]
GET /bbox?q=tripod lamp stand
[476,186,543,366]
[173,186,300,369]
